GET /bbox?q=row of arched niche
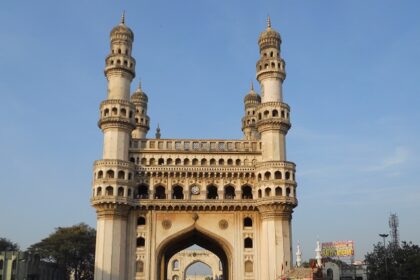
[94,183,296,200]
[95,168,295,182]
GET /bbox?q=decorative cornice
[98,116,136,131]
[257,201,295,220]
[256,180,297,188]
[137,165,256,174]
[134,199,258,212]
[104,66,135,80]
[94,202,131,219]
[256,69,286,82]
[94,159,136,169]
[256,118,291,133]
[93,178,136,187]
[100,99,135,109]
[256,101,290,111]
[254,160,295,169]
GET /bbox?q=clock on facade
[191,185,200,195]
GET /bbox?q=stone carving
[162,219,172,229]
[192,213,199,222]
[219,219,229,230]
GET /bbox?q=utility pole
[379,233,389,280]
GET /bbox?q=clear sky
[1,0,419,262]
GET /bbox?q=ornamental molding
[94,203,130,219]
[100,99,136,109]
[135,201,257,212]
[106,53,136,62]
[256,119,290,133]
[93,178,136,188]
[256,180,297,188]
[98,117,136,131]
[257,202,295,220]
[104,67,135,80]
[110,33,133,41]
[256,101,290,111]
[256,70,285,82]
[137,166,256,174]
[91,196,136,207]
[254,160,295,169]
[135,123,150,130]
[94,159,136,169]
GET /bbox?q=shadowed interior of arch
[157,229,229,280]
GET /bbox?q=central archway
[156,226,232,280]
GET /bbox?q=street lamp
[379,233,389,280]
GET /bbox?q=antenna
[389,213,400,248]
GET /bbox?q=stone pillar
[94,205,130,280]
[259,204,293,279]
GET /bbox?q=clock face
[191,185,200,195]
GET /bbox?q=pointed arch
[155,224,232,280]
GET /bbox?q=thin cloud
[362,146,409,172]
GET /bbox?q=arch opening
[156,228,231,280]
[185,261,213,279]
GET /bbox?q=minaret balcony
[134,115,150,130]
[255,160,295,168]
[256,101,290,119]
[91,195,136,207]
[256,118,291,133]
[256,196,297,207]
[241,116,257,131]
[98,115,135,130]
[94,159,136,174]
[104,55,136,78]
[256,58,286,81]
[255,161,296,184]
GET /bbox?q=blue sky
[0,0,419,262]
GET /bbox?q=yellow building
[92,15,298,280]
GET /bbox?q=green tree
[365,241,420,280]
[28,223,96,280]
[0,237,19,251]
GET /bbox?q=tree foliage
[365,241,420,280]
[0,237,19,251]
[28,223,96,280]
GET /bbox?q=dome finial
[267,15,271,29]
[138,78,142,90]
[121,11,126,24]
[251,80,254,91]
[155,123,161,139]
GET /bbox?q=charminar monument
[91,14,298,280]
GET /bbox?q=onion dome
[244,81,261,103]
[258,16,281,50]
[110,12,134,41]
[131,81,148,103]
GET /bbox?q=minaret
[256,15,289,160]
[92,14,137,280]
[296,243,302,267]
[131,81,150,139]
[315,240,322,267]
[256,17,297,279]
[242,81,261,140]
